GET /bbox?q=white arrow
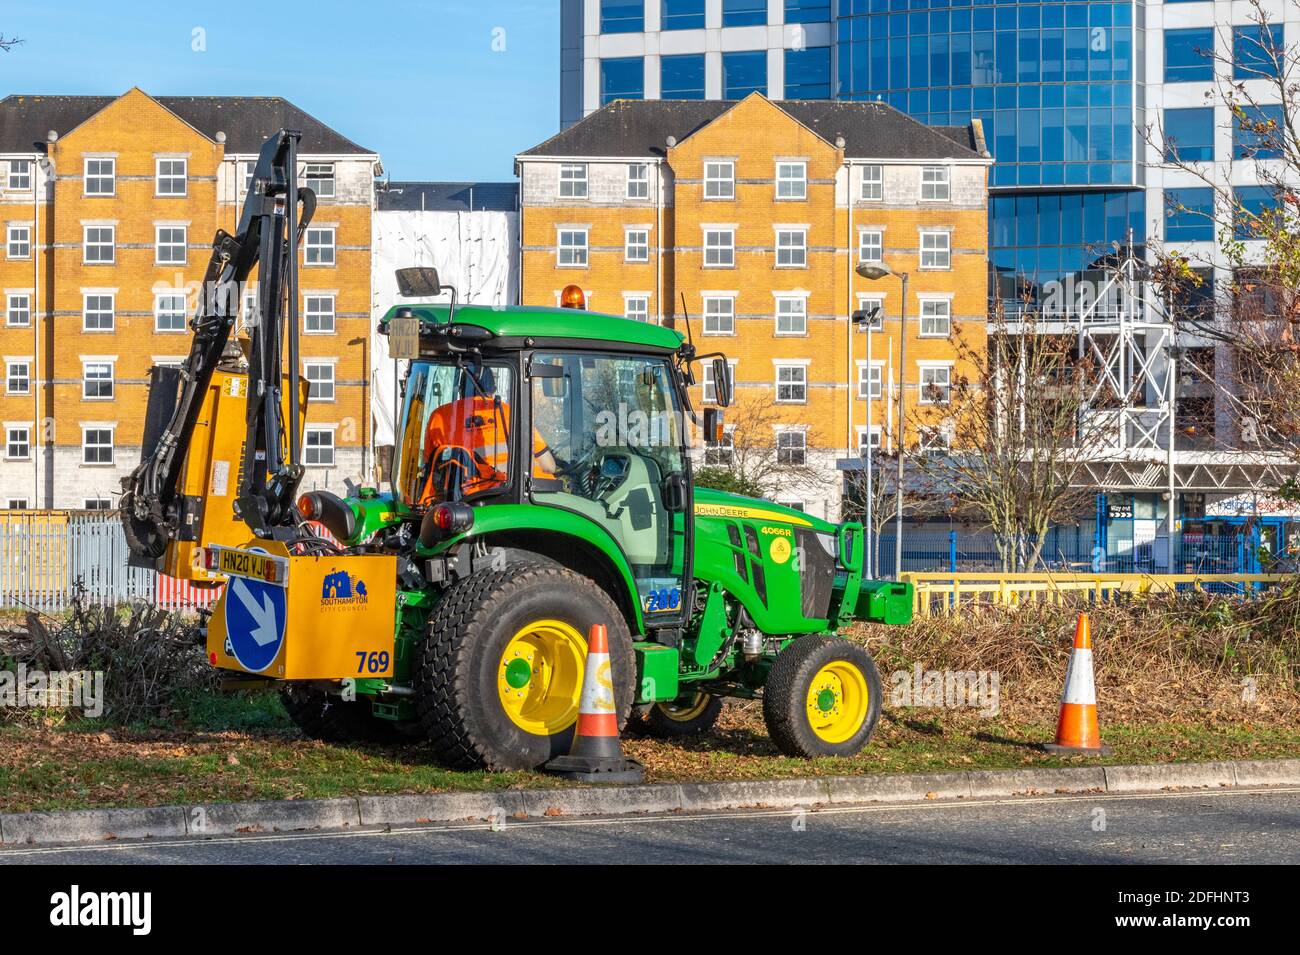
[232,578,279,647]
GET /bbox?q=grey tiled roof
[520,95,988,161]
[0,92,373,154]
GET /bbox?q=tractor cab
[382,270,724,627]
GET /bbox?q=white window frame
[558,163,588,199]
[703,425,735,466]
[702,294,736,335]
[856,425,882,455]
[82,293,115,332]
[776,160,807,200]
[7,160,31,191]
[623,293,650,323]
[919,297,952,337]
[861,164,884,201]
[304,293,336,334]
[856,294,885,331]
[624,227,650,263]
[155,225,187,265]
[6,224,31,260]
[920,230,951,270]
[5,498,30,509]
[83,225,115,264]
[304,226,336,266]
[626,163,650,200]
[856,360,884,399]
[920,165,951,201]
[4,424,30,461]
[83,498,112,511]
[704,160,735,199]
[155,157,187,197]
[5,292,31,327]
[702,359,737,405]
[304,163,336,199]
[774,294,808,336]
[154,291,188,333]
[775,363,808,404]
[303,360,336,402]
[304,425,336,466]
[81,426,115,466]
[6,359,31,395]
[775,227,808,268]
[919,426,952,455]
[83,157,115,197]
[240,159,256,195]
[703,227,735,268]
[776,428,807,466]
[858,228,883,265]
[918,363,952,405]
[82,359,115,400]
[557,227,589,267]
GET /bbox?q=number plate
[388,317,421,359]
[210,546,288,586]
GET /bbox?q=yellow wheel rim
[497,619,588,736]
[806,660,869,744]
[656,692,710,722]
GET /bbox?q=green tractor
[284,272,913,768]
[122,138,912,771]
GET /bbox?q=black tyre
[642,692,723,738]
[280,685,395,743]
[762,636,882,758]
[415,562,636,771]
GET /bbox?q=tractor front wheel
[762,636,882,758]
[414,563,636,771]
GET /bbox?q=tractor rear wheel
[762,636,882,758]
[414,562,636,771]
[642,692,723,738]
[280,685,395,743]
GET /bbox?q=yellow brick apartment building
[516,94,991,519]
[0,89,378,510]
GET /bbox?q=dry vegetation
[1,587,1297,812]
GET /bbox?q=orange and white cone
[1043,612,1111,755]
[543,623,645,783]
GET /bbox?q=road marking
[2,785,1297,859]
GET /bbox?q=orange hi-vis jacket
[420,396,553,503]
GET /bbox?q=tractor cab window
[395,359,520,507]
[531,352,689,622]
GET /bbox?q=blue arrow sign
[224,553,287,673]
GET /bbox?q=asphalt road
[3,787,1298,865]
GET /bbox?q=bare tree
[0,35,23,52]
[903,309,1109,571]
[695,393,827,503]
[841,451,916,573]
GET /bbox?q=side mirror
[710,357,732,407]
[396,267,442,298]
[702,408,725,446]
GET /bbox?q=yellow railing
[900,572,1291,617]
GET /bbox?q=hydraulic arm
[121,128,317,563]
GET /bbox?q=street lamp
[857,261,909,580]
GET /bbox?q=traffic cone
[1043,612,1111,755]
[543,623,645,783]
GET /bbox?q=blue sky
[0,0,560,181]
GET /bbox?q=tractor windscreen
[395,359,518,507]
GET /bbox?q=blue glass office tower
[836,0,1146,304]
[564,0,1152,308]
